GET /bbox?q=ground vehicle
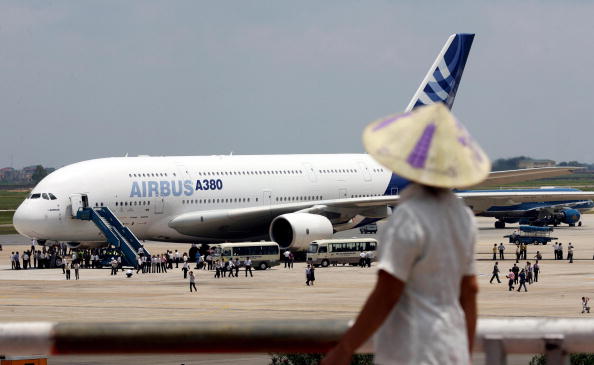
[504,225,558,245]
[359,223,378,234]
[306,238,378,267]
[210,242,280,270]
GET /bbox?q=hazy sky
[1,1,593,169]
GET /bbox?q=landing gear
[579,221,583,227]
[495,221,506,229]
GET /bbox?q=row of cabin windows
[317,168,384,174]
[127,168,385,179]
[197,170,303,176]
[352,194,382,198]
[129,173,171,178]
[181,196,324,205]
[183,198,252,204]
[28,193,57,200]
[319,169,356,174]
[276,196,321,202]
[114,201,151,207]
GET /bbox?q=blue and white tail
[405,33,474,112]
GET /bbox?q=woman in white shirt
[322,104,490,365]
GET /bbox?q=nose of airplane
[13,202,36,238]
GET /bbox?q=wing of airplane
[478,167,585,186]
[456,190,594,214]
[168,189,594,240]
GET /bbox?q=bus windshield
[307,244,318,253]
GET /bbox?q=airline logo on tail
[406,33,474,111]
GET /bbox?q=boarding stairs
[75,207,149,267]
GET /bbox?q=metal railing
[2,318,593,364]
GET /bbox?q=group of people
[283,250,295,268]
[492,241,576,264]
[10,246,61,270]
[211,257,254,279]
[358,251,373,267]
[552,242,575,262]
[183,257,255,292]
[490,260,542,292]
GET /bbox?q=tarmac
[2,215,594,364]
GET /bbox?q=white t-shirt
[374,184,476,365]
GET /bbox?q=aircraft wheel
[495,221,505,229]
[579,221,583,227]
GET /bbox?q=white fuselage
[14,154,397,243]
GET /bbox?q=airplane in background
[13,33,594,254]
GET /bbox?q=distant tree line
[492,157,594,171]
[492,156,531,171]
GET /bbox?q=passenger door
[69,194,87,217]
[357,162,372,182]
[154,197,165,214]
[302,162,317,183]
[262,190,272,206]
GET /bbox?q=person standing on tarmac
[110,257,118,275]
[227,259,235,278]
[245,257,253,277]
[182,261,189,279]
[498,242,505,260]
[65,262,71,280]
[492,244,497,260]
[322,103,490,365]
[533,260,541,282]
[189,271,197,293]
[283,250,291,268]
[568,243,574,263]
[506,269,515,291]
[490,262,501,284]
[233,258,240,277]
[74,262,80,280]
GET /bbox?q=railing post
[544,336,569,365]
[483,336,506,365]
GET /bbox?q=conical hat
[362,103,491,188]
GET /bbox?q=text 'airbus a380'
[13,33,594,254]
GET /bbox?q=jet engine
[269,213,333,251]
[559,209,581,225]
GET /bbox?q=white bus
[211,242,280,270]
[306,238,378,267]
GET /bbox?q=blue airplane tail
[405,33,474,111]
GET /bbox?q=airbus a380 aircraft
[13,34,594,252]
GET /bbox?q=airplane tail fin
[405,33,474,112]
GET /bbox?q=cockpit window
[49,193,57,200]
[42,193,49,200]
[30,193,41,199]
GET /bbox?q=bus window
[308,244,319,253]
[223,249,232,256]
[262,245,278,255]
[318,246,327,254]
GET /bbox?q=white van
[211,242,280,270]
[306,238,378,267]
